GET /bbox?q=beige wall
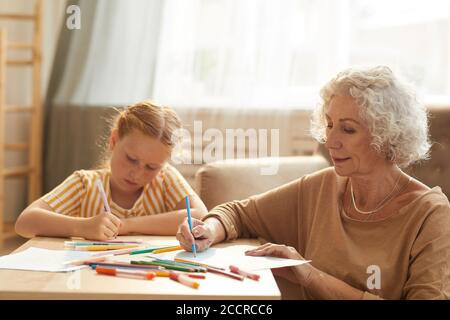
[0,0,66,221]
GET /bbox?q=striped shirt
[42,164,195,218]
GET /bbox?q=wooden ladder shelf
[0,0,43,243]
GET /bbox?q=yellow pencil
[151,245,183,254]
[74,244,139,251]
[154,270,206,279]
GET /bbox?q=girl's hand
[83,213,122,241]
[118,218,130,235]
[176,218,214,252]
[245,243,304,260]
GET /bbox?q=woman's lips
[332,157,350,164]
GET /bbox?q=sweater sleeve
[202,177,303,247]
[402,203,450,299]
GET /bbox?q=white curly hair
[310,66,431,168]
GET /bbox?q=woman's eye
[343,127,355,134]
[326,124,333,129]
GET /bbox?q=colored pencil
[153,270,206,279]
[229,265,260,281]
[150,245,184,254]
[174,257,226,271]
[130,245,181,255]
[185,196,197,257]
[207,266,245,281]
[148,258,207,272]
[63,253,114,266]
[131,260,198,272]
[73,244,139,251]
[87,261,164,270]
[96,267,156,280]
[169,271,200,289]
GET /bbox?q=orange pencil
[152,245,183,254]
[96,266,156,280]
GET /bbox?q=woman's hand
[83,213,122,241]
[246,243,311,285]
[245,243,304,260]
[176,218,215,252]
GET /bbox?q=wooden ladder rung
[1,166,33,178]
[6,60,33,66]
[4,106,34,113]
[5,143,29,151]
[0,13,35,21]
[8,42,34,50]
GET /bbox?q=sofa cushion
[195,156,329,210]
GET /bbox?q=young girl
[15,101,208,241]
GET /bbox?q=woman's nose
[325,129,341,150]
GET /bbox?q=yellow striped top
[41,164,195,218]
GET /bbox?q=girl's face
[109,129,171,194]
[324,95,387,177]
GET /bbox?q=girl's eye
[326,124,332,129]
[145,166,157,171]
[126,155,138,163]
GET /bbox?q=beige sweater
[204,167,450,299]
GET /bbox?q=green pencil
[130,245,180,255]
[149,258,207,272]
[131,260,197,272]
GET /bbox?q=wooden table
[0,236,281,300]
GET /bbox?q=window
[152,0,450,109]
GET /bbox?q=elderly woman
[176,66,450,299]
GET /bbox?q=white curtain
[54,0,164,106]
[53,0,450,109]
[152,0,450,109]
[152,0,350,109]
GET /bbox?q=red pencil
[207,266,244,281]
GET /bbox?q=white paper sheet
[0,247,94,272]
[146,244,311,271]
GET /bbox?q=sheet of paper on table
[0,247,93,272]
[146,244,311,271]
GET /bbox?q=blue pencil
[185,196,197,257]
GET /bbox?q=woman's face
[109,129,171,194]
[324,95,387,177]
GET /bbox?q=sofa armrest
[195,156,329,210]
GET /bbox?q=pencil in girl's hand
[95,178,118,239]
[96,178,112,214]
[185,196,196,257]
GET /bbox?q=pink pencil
[229,265,260,281]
